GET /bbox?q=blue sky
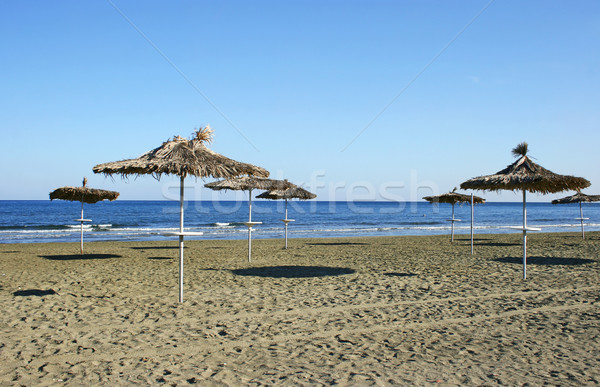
[1,1,598,202]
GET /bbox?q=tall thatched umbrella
[552,191,600,239]
[461,142,590,279]
[50,177,119,254]
[93,126,269,302]
[204,176,293,261]
[257,184,317,249]
[423,189,485,243]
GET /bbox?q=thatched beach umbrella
[204,176,293,261]
[50,177,119,254]
[552,191,600,239]
[460,142,590,279]
[423,189,485,243]
[93,126,269,302]
[257,184,317,249]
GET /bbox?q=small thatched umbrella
[205,177,293,261]
[50,177,119,254]
[552,191,600,239]
[423,189,485,243]
[93,126,269,302]
[461,142,590,279]
[257,184,317,249]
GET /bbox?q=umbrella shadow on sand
[494,256,595,266]
[306,242,369,246]
[130,246,181,250]
[474,242,521,247]
[231,265,355,278]
[13,289,57,297]
[384,272,417,278]
[40,254,122,261]
[452,238,520,247]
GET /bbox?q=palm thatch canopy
[256,186,317,200]
[50,178,119,204]
[93,126,269,179]
[460,142,590,194]
[204,176,293,192]
[552,191,600,205]
[423,190,484,205]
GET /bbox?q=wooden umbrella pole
[523,190,527,280]
[179,175,185,303]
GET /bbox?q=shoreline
[3,225,600,246]
[1,232,599,385]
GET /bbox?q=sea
[1,200,599,244]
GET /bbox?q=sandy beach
[1,232,599,386]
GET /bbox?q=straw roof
[256,185,317,200]
[552,191,600,204]
[93,126,269,179]
[460,142,590,194]
[204,176,293,192]
[50,178,119,204]
[423,189,485,205]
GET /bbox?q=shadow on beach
[306,242,369,246]
[494,256,595,266]
[384,272,417,278]
[13,289,57,297]
[454,238,520,247]
[231,265,355,278]
[130,246,181,250]
[40,254,122,261]
[474,242,521,247]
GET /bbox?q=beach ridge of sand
[1,232,599,385]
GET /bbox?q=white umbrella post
[576,201,589,239]
[281,199,295,249]
[160,176,204,303]
[80,201,85,254]
[507,189,540,280]
[243,189,262,262]
[179,176,185,303]
[470,193,474,255]
[447,204,461,243]
[523,190,527,279]
[74,200,92,254]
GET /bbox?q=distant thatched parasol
[552,191,600,239]
[461,142,590,278]
[423,191,485,206]
[205,176,292,192]
[93,126,269,302]
[423,189,485,243]
[205,177,293,261]
[50,179,120,204]
[257,186,317,201]
[257,184,317,249]
[50,177,119,254]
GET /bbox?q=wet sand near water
[1,232,599,385]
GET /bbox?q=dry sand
[1,232,599,386]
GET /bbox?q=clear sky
[1,1,598,202]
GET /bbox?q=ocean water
[1,200,599,244]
